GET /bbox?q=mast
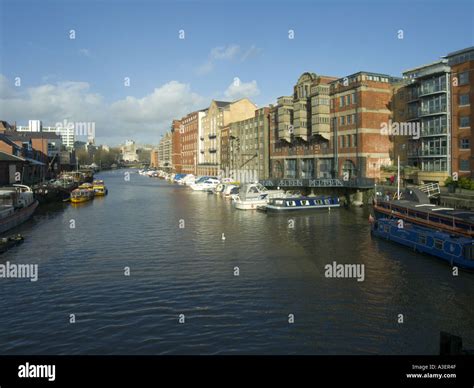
[397,156,400,200]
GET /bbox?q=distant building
[28,120,42,132]
[121,140,138,162]
[180,110,206,175]
[171,120,182,173]
[157,132,172,170]
[17,123,75,150]
[198,98,257,176]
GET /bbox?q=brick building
[270,71,399,181]
[446,47,474,178]
[180,110,206,175]
[171,119,182,173]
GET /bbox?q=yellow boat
[78,182,93,190]
[70,188,94,203]
[92,180,108,196]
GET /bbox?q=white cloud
[224,79,260,100]
[78,48,91,57]
[0,74,206,144]
[196,44,261,75]
[210,44,240,60]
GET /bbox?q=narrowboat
[373,188,474,238]
[370,217,474,270]
[260,196,340,212]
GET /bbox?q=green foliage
[445,176,474,190]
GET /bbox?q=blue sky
[0,0,473,145]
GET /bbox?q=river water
[0,169,473,355]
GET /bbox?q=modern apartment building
[446,47,474,178]
[402,60,452,183]
[198,98,257,176]
[228,107,270,181]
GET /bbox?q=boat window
[276,200,283,205]
[419,235,427,245]
[434,239,443,250]
[464,245,474,261]
[384,225,389,233]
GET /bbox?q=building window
[352,134,357,147]
[460,94,470,106]
[459,71,469,85]
[352,93,356,104]
[341,116,345,125]
[346,95,351,105]
[347,135,351,147]
[460,159,470,171]
[339,96,344,107]
[460,116,470,128]
[460,138,470,149]
[347,115,352,124]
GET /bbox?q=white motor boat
[190,177,220,191]
[0,185,38,234]
[232,182,288,210]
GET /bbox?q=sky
[0,0,473,146]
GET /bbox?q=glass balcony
[419,105,447,116]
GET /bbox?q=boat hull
[263,197,341,212]
[371,218,474,270]
[0,200,38,235]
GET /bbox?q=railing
[419,182,441,198]
[208,133,217,139]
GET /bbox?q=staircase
[419,182,441,198]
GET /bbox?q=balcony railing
[209,148,217,153]
[419,84,446,97]
[420,105,447,116]
[208,133,217,139]
[408,147,447,157]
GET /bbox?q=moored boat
[0,185,38,235]
[260,196,340,212]
[70,188,94,203]
[370,217,474,270]
[0,234,24,254]
[92,180,108,196]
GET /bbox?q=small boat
[78,182,93,190]
[370,217,474,270]
[70,188,94,203]
[0,185,38,234]
[92,180,108,196]
[232,183,289,210]
[260,196,340,212]
[0,234,24,254]
[190,177,220,191]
